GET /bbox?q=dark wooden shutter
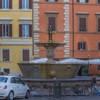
[29,0,32,9]
[19,0,22,9]
[78,42,80,50]
[29,24,32,37]
[98,43,100,50]
[45,0,48,2]
[3,50,9,61]
[0,24,2,37]
[9,24,12,37]
[83,42,86,50]
[19,24,22,37]
[23,50,29,61]
[79,18,86,31]
[0,0,2,8]
[9,0,12,9]
[55,0,58,2]
[77,0,79,2]
[98,18,100,31]
[98,0,100,4]
[86,0,88,3]
[48,17,56,30]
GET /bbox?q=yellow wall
[0,0,32,76]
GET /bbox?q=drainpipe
[32,0,34,59]
[72,0,74,57]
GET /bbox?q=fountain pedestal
[36,42,65,64]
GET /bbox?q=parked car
[0,75,30,100]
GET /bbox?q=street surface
[15,96,100,100]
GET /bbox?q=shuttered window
[98,0,100,4]
[0,24,2,37]
[3,49,10,61]
[78,42,86,50]
[19,0,32,9]
[48,17,56,31]
[98,43,100,50]
[19,24,32,37]
[0,0,12,9]
[0,24,12,37]
[97,18,100,32]
[79,18,87,32]
[0,0,2,9]
[22,49,29,61]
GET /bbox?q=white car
[0,75,30,100]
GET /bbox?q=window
[46,0,58,2]
[22,49,30,61]
[19,24,32,37]
[2,49,10,61]
[14,77,24,84]
[97,65,100,70]
[98,43,100,50]
[0,77,8,83]
[97,18,100,32]
[3,68,10,74]
[19,0,32,9]
[97,0,100,4]
[0,24,12,37]
[48,17,56,31]
[77,0,88,3]
[0,0,12,9]
[46,13,58,32]
[11,77,15,83]
[78,42,86,50]
[79,17,87,32]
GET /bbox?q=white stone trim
[33,2,39,58]
[64,2,70,58]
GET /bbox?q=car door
[14,77,27,97]
[10,77,19,96]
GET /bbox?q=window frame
[0,24,12,37]
[19,0,32,9]
[2,49,10,62]
[21,49,30,62]
[46,12,58,32]
[22,0,29,9]
[2,0,9,9]
[97,0,100,4]
[19,24,32,38]
[22,24,29,37]
[78,41,86,51]
[96,15,100,32]
[78,14,88,32]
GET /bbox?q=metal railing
[21,76,100,97]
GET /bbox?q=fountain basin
[18,62,81,79]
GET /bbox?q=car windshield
[0,77,8,83]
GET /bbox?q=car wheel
[7,91,14,100]
[25,90,30,99]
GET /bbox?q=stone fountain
[18,27,81,79]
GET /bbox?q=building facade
[70,0,100,75]
[0,0,32,76]
[33,0,70,60]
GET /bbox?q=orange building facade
[33,0,100,75]
[33,0,70,60]
[70,0,100,75]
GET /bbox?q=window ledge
[0,9,32,12]
[76,12,89,15]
